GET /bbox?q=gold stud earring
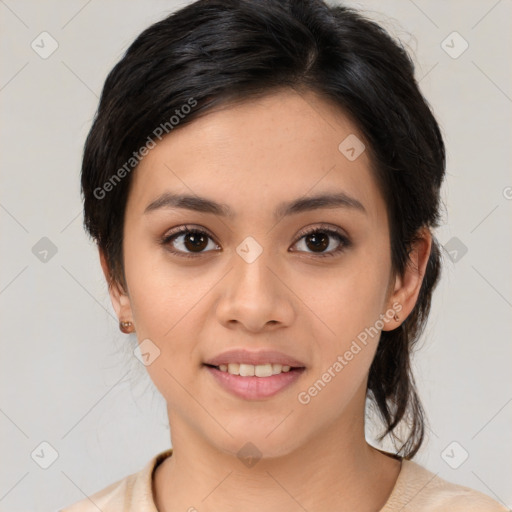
[393,313,400,322]
[119,320,134,334]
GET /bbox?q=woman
[61,0,507,510]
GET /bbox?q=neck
[153,405,401,512]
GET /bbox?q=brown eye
[292,226,351,258]
[181,231,209,252]
[161,226,220,258]
[304,231,330,252]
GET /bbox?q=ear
[382,227,432,331]
[99,247,133,322]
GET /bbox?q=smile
[215,362,293,377]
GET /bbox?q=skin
[100,88,432,512]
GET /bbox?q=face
[104,89,419,458]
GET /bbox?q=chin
[208,422,306,463]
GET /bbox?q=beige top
[60,449,508,511]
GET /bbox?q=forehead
[126,89,386,224]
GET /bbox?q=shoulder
[58,449,173,512]
[59,475,134,512]
[382,458,509,512]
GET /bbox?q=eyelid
[162,224,218,243]
[294,222,348,241]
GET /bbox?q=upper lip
[204,349,306,368]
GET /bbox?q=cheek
[305,258,391,348]
[294,270,385,418]
[294,253,391,407]
[124,256,208,407]
[123,235,205,336]
[122,243,224,384]
[129,273,223,338]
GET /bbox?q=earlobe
[383,228,432,331]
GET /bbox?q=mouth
[202,348,307,400]
[203,363,306,400]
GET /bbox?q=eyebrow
[144,191,366,219]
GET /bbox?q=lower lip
[205,365,305,400]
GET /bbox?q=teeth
[227,363,240,375]
[255,364,273,377]
[217,363,294,377]
[239,363,255,377]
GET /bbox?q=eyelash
[160,224,351,260]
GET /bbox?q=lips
[203,349,306,399]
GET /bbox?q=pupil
[185,232,207,252]
[306,232,328,252]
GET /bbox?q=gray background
[0,1,511,510]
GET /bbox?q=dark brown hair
[81,0,446,458]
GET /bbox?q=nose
[215,240,295,334]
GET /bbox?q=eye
[160,223,351,259]
[160,225,220,259]
[291,224,351,258]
